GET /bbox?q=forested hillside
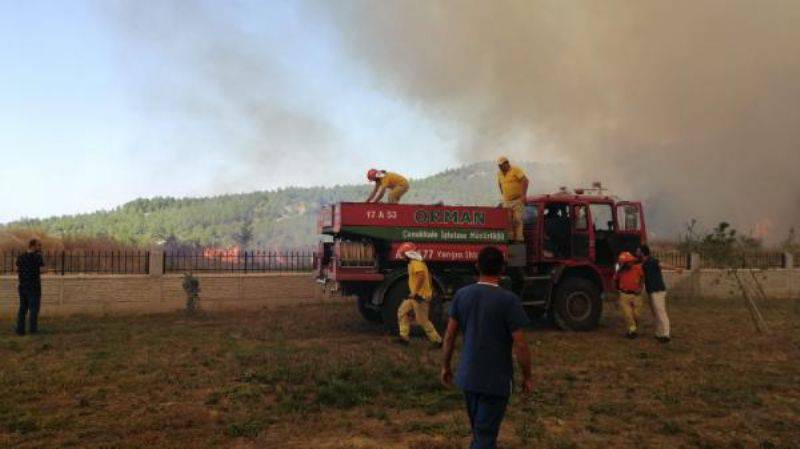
[2,162,562,248]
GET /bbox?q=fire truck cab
[506,192,646,329]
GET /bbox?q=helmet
[367,169,379,181]
[496,156,509,166]
[617,251,636,264]
[397,242,417,257]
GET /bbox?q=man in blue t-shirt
[441,246,533,449]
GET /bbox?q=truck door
[589,202,615,266]
[571,203,591,260]
[543,202,571,259]
[522,203,540,264]
[615,201,646,254]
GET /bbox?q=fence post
[689,253,702,271]
[61,251,66,276]
[784,252,794,269]
[149,246,165,278]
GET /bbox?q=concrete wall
[2,268,797,318]
[0,273,322,317]
[664,269,800,300]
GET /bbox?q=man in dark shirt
[441,246,533,449]
[16,239,45,335]
[637,244,673,343]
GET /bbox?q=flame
[203,246,241,262]
[753,218,775,240]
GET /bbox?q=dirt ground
[1,294,798,449]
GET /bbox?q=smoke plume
[313,0,800,240]
[103,1,341,191]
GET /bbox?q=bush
[679,220,769,267]
[182,273,200,315]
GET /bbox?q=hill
[1,162,564,249]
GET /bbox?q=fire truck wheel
[552,277,602,331]
[428,297,449,334]
[524,306,547,320]
[357,294,383,323]
[381,281,409,335]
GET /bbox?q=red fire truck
[315,191,646,332]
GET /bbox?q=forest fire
[202,246,241,262]
[200,246,294,267]
[753,218,776,241]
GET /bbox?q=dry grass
[1,295,798,449]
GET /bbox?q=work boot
[656,336,671,343]
[429,341,443,350]
[395,337,410,346]
[626,330,638,339]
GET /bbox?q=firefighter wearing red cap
[395,242,443,346]
[366,169,410,204]
[496,156,529,242]
[614,251,645,338]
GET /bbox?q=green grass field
[1,295,798,448]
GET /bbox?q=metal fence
[637,250,788,270]
[722,252,786,269]
[1,248,789,275]
[164,250,314,273]
[651,250,690,269]
[0,251,150,275]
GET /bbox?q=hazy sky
[2,1,798,241]
[0,1,475,223]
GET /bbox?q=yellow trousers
[397,298,442,342]
[502,199,524,242]
[619,292,643,333]
[388,185,409,203]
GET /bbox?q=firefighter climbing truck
[314,191,647,332]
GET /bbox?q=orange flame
[203,246,241,262]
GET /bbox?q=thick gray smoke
[313,0,800,240]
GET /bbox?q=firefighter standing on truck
[366,169,409,203]
[396,242,443,347]
[496,156,529,242]
[614,251,645,339]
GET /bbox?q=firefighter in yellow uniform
[395,242,443,347]
[496,156,529,242]
[366,168,410,204]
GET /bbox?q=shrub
[182,273,200,315]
